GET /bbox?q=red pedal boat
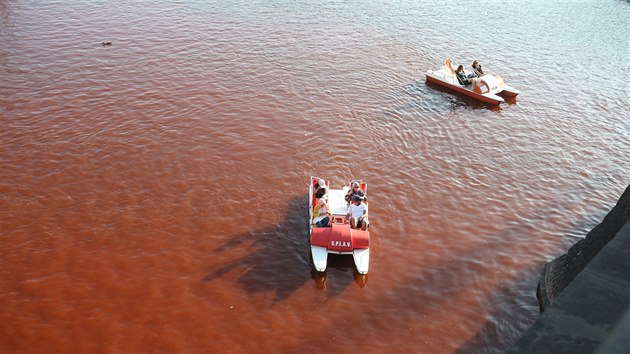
[309,176,370,274]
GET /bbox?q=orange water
[1,1,628,353]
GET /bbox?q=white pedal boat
[426,58,520,105]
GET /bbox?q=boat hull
[498,85,520,98]
[425,73,504,105]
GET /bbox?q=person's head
[352,195,363,204]
[352,181,360,190]
[457,65,464,72]
[472,60,479,68]
[318,198,326,207]
[318,179,326,188]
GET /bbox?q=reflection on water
[310,259,369,292]
[1,0,628,353]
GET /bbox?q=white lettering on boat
[331,241,351,247]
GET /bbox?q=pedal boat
[309,176,370,274]
[425,58,520,105]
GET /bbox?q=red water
[1,1,628,353]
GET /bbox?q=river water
[1,0,628,353]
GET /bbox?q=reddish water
[1,1,628,353]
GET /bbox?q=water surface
[1,0,628,353]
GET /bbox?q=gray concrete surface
[507,220,630,354]
[538,185,630,310]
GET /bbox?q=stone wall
[508,184,630,354]
[537,184,630,311]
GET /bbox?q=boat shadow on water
[203,196,364,305]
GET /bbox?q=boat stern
[311,246,328,272]
[353,249,370,274]
[310,224,370,273]
[499,85,520,97]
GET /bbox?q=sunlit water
[1,0,628,353]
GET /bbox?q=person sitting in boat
[314,178,327,199]
[471,60,484,77]
[345,181,366,204]
[346,195,369,231]
[313,198,331,227]
[456,65,481,87]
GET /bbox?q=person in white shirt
[346,195,369,231]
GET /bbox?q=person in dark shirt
[471,60,484,77]
[345,181,365,203]
[314,179,327,199]
[456,65,481,87]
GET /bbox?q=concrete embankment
[508,185,630,354]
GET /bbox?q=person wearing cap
[345,181,365,204]
[471,60,484,77]
[314,178,327,199]
[313,198,331,227]
[346,194,369,231]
